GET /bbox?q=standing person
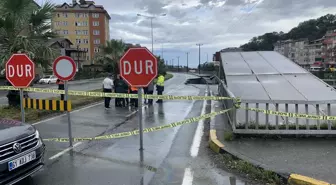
[156,74,165,103]
[102,73,114,109]
[130,86,138,108]
[119,77,129,107]
[56,79,64,100]
[114,75,121,107]
[147,80,154,105]
[143,86,149,104]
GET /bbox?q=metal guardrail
[215,76,336,135]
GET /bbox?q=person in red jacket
[56,79,64,100]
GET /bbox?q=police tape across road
[0,86,241,101]
[2,86,336,121]
[42,108,233,142]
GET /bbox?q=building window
[83,39,89,44]
[63,30,68,35]
[93,21,99,26]
[94,39,100,44]
[83,21,88,26]
[63,13,68,18]
[94,47,100,53]
[84,13,89,17]
[55,21,60,26]
[75,22,81,26]
[93,30,100,35]
[92,13,99,18]
[76,39,81,44]
[63,21,68,26]
[75,30,82,35]
[82,30,88,35]
[75,13,80,18]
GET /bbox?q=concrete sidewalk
[209,99,336,184]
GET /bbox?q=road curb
[208,109,334,185]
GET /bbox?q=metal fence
[216,77,336,135]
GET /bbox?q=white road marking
[46,85,187,161]
[182,90,208,185]
[32,102,103,125]
[190,91,207,157]
[181,168,194,185]
[49,142,82,160]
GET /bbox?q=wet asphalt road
[16,73,245,185]
[0,78,103,105]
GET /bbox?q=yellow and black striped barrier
[23,98,72,111]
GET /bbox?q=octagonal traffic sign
[119,47,158,87]
[5,54,35,88]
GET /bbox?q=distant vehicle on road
[38,75,57,84]
[309,66,323,72]
[33,74,41,84]
[0,119,45,185]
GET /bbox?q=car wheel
[48,81,50,84]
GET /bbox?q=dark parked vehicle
[0,119,45,185]
[4,80,29,107]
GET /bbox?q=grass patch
[216,153,284,185]
[224,131,234,141]
[0,89,103,123]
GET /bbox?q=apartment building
[305,38,323,65]
[51,0,110,66]
[322,30,336,67]
[274,39,310,68]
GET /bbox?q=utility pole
[196,43,203,74]
[177,56,180,72]
[172,59,174,69]
[186,52,189,73]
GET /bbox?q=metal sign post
[19,89,25,123]
[53,56,77,147]
[64,81,73,147]
[138,87,144,151]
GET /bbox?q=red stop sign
[119,48,158,87]
[5,54,35,88]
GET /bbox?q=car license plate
[8,151,36,171]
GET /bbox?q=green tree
[240,14,336,51]
[0,0,58,70]
[156,55,167,76]
[96,39,126,75]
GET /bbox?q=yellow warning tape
[42,108,232,142]
[238,105,336,121]
[0,86,240,101]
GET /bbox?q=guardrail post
[245,103,249,129]
[266,103,269,129]
[275,103,279,130]
[316,104,320,130]
[295,104,299,130]
[255,103,259,129]
[305,104,309,130]
[328,103,331,130]
[285,104,289,130]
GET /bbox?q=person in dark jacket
[114,75,122,107]
[147,81,154,105]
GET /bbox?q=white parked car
[38,75,58,84]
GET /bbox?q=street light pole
[186,52,189,73]
[177,56,180,72]
[150,18,153,53]
[137,13,166,53]
[196,43,203,74]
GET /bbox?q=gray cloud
[109,14,138,23]
[135,0,168,15]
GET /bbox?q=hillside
[239,14,336,51]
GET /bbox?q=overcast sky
[37,0,336,67]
